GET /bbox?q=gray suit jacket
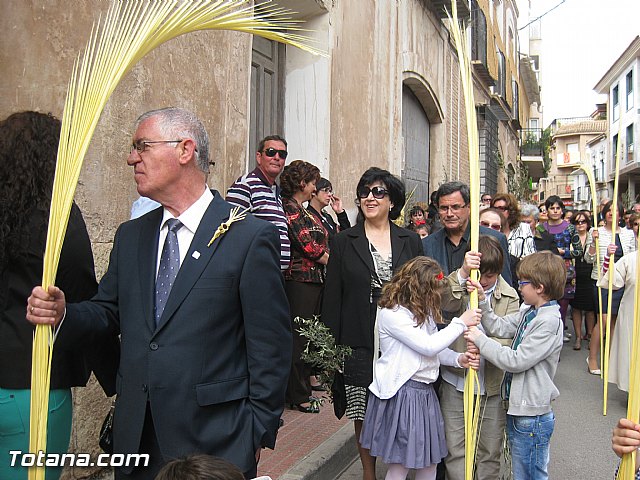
[60,192,291,474]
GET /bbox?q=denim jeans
[507,412,555,480]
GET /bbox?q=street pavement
[335,337,628,479]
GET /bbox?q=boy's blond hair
[516,251,566,301]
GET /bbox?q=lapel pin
[192,251,201,259]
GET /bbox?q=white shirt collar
[160,187,213,234]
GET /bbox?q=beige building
[594,35,640,206]
[0,1,539,477]
[541,117,606,210]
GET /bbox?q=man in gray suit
[27,107,291,479]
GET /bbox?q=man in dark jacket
[423,181,511,283]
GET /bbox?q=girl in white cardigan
[359,256,480,480]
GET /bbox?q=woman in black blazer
[322,167,423,480]
[0,112,118,480]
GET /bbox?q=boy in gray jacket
[465,251,566,480]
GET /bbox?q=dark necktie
[155,218,183,326]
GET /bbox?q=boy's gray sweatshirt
[473,301,563,416]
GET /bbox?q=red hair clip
[436,271,444,280]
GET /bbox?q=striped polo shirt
[226,167,291,271]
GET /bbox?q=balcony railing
[520,128,544,157]
[539,176,573,201]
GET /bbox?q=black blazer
[0,203,118,395]
[58,192,292,475]
[321,221,423,351]
[307,205,351,238]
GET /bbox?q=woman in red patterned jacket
[281,160,328,413]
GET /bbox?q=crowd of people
[2,106,638,480]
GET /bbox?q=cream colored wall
[0,1,252,277]
[328,0,397,199]
[328,0,469,199]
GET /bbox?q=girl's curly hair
[0,111,60,269]
[379,256,447,326]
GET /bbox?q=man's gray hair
[136,107,210,174]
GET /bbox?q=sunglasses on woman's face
[357,186,389,199]
[575,219,587,225]
[480,220,501,231]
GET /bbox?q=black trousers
[284,280,323,405]
[115,404,258,480]
[115,405,164,480]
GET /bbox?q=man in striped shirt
[226,135,291,271]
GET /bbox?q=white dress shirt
[156,187,213,275]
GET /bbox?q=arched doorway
[402,84,430,205]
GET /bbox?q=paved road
[336,338,628,479]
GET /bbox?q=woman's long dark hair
[0,111,60,269]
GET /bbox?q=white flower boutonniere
[208,206,249,247]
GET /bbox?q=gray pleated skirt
[359,380,448,469]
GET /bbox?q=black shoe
[290,403,320,413]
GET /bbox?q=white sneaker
[563,333,571,343]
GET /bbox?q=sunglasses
[319,187,333,193]
[493,205,509,211]
[480,220,502,231]
[357,186,389,199]
[262,147,288,159]
[575,219,588,225]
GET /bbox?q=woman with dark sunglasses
[569,212,596,350]
[322,167,423,480]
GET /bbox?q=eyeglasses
[262,147,288,159]
[131,139,182,154]
[319,187,333,193]
[518,280,531,288]
[575,220,588,225]
[493,205,509,211]
[438,204,468,214]
[480,220,502,231]
[357,186,389,199]
[481,197,492,203]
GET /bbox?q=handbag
[98,401,115,454]
[330,370,347,420]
